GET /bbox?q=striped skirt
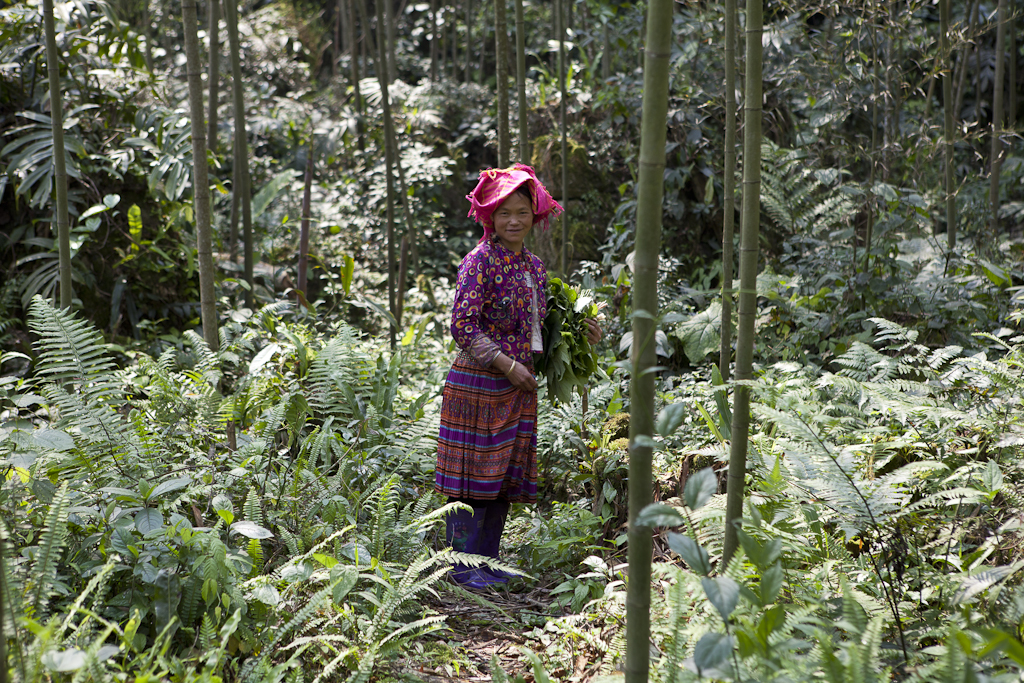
[435,351,538,503]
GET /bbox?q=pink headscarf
[466,164,563,243]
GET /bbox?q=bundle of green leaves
[535,278,601,404]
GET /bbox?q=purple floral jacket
[451,238,547,367]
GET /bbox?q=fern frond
[28,482,70,616]
[28,297,119,395]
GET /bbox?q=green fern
[760,141,855,238]
[28,481,70,616]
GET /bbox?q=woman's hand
[585,318,603,345]
[507,361,538,392]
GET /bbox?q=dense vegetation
[5,0,1024,680]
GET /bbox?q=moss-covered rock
[602,412,630,441]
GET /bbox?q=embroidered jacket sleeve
[451,248,502,366]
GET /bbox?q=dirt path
[385,583,558,682]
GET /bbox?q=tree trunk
[297,139,314,299]
[625,0,672,679]
[1010,0,1016,128]
[556,0,568,273]
[954,0,980,119]
[975,0,983,125]
[718,0,737,381]
[42,0,72,309]
[991,0,1007,235]
[884,0,895,181]
[349,0,365,152]
[229,163,239,262]
[941,0,957,248]
[182,0,220,347]
[602,20,611,80]
[515,0,528,163]
[465,0,473,82]
[865,20,879,271]
[721,0,763,566]
[453,2,460,80]
[430,0,439,80]
[479,9,487,84]
[495,0,510,166]
[207,0,220,152]
[375,0,399,348]
[226,0,254,307]
[388,0,401,83]
[334,0,343,76]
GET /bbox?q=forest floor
[383,581,610,682]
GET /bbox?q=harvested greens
[535,278,601,404]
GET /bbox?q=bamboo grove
[5,0,1024,679]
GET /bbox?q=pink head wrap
[466,164,564,243]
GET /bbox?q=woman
[435,164,601,589]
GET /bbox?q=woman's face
[492,192,534,252]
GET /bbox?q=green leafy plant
[536,278,602,404]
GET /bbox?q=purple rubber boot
[479,498,518,581]
[446,505,502,589]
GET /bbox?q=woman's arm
[451,251,502,365]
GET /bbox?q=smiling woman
[434,164,562,589]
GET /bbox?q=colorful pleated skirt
[435,351,538,503]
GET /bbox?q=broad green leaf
[635,503,686,528]
[674,302,722,364]
[249,343,281,374]
[756,604,787,644]
[666,532,711,576]
[148,477,191,500]
[684,467,717,510]
[737,529,782,569]
[760,562,783,604]
[693,632,734,674]
[982,460,1004,493]
[251,170,299,220]
[134,508,164,535]
[702,576,739,620]
[313,553,339,568]
[656,402,687,437]
[250,584,280,606]
[128,204,143,243]
[331,565,359,604]
[231,521,274,539]
[340,254,355,295]
[41,648,87,672]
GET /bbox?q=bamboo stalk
[225,0,254,307]
[722,0,763,566]
[207,0,220,152]
[42,0,72,309]
[624,0,673,679]
[556,0,568,273]
[514,0,528,163]
[182,0,219,346]
[991,0,1007,235]
[718,0,737,381]
[941,0,957,247]
[495,0,510,165]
